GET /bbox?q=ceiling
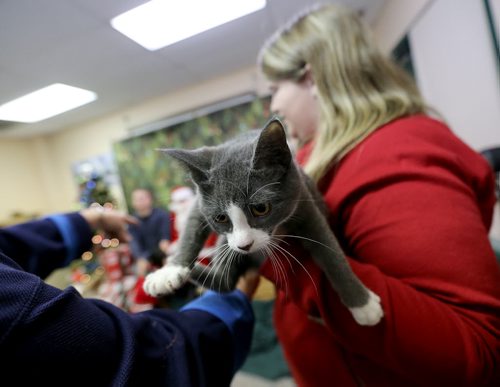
[0,0,386,138]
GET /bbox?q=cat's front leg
[144,198,211,297]
[143,261,190,296]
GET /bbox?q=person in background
[129,188,171,276]
[257,4,500,386]
[0,206,258,386]
[167,185,218,260]
[168,185,196,254]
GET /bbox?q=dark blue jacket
[0,213,253,386]
[129,207,171,260]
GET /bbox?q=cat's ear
[161,147,212,185]
[252,117,291,171]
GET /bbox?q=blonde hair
[259,4,428,182]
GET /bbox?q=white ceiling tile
[0,0,387,137]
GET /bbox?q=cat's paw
[143,265,190,297]
[349,290,384,326]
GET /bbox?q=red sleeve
[170,213,179,242]
[263,117,500,385]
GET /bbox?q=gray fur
[164,118,374,310]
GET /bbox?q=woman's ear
[303,63,318,98]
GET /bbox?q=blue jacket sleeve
[181,290,254,372]
[0,213,93,278]
[0,252,254,386]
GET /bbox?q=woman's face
[270,78,319,146]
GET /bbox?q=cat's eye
[250,203,271,217]
[214,214,229,223]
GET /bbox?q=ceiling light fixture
[0,83,97,123]
[111,0,267,51]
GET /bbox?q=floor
[232,372,296,387]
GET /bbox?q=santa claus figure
[169,185,217,262]
[167,186,196,254]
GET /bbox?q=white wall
[373,0,433,54]
[0,139,49,220]
[410,0,500,151]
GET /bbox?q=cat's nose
[238,242,254,251]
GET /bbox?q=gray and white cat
[144,118,383,326]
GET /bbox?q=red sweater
[261,115,500,386]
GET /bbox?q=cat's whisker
[269,239,299,269]
[202,242,228,257]
[246,171,250,198]
[267,239,319,296]
[263,246,280,283]
[221,249,233,291]
[198,254,219,290]
[208,256,223,292]
[201,245,229,290]
[266,245,289,297]
[264,246,284,291]
[200,223,212,232]
[273,234,341,255]
[275,249,290,298]
[191,242,228,273]
[216,247,234,292]
[267,242,294,297]
[283,214,301,223]
[218,254,230,293]
[268,240,295,272]
[249,181,281,201]
[225,250,239,291]
[213,248,231,292]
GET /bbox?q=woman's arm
[262,122,500,385]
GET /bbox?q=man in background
[129,188,171,276]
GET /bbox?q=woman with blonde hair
[258,4,500,386]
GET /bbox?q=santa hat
[171,186,194,202]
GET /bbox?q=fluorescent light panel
[111,0,266,51]
[0,83,97,123]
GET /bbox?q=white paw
[349,290,384,326]
[143,265,190,297]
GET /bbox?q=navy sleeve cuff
[46,213,93,266]
[181,290,254,372]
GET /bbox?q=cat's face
[199,169,296,253]
[165,118,300,254]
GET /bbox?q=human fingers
[98,210,134,242]
[124,214,139,226]
[236,269,261,299]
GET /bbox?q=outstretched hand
[236,269,261,299]
[80,207,138,242]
